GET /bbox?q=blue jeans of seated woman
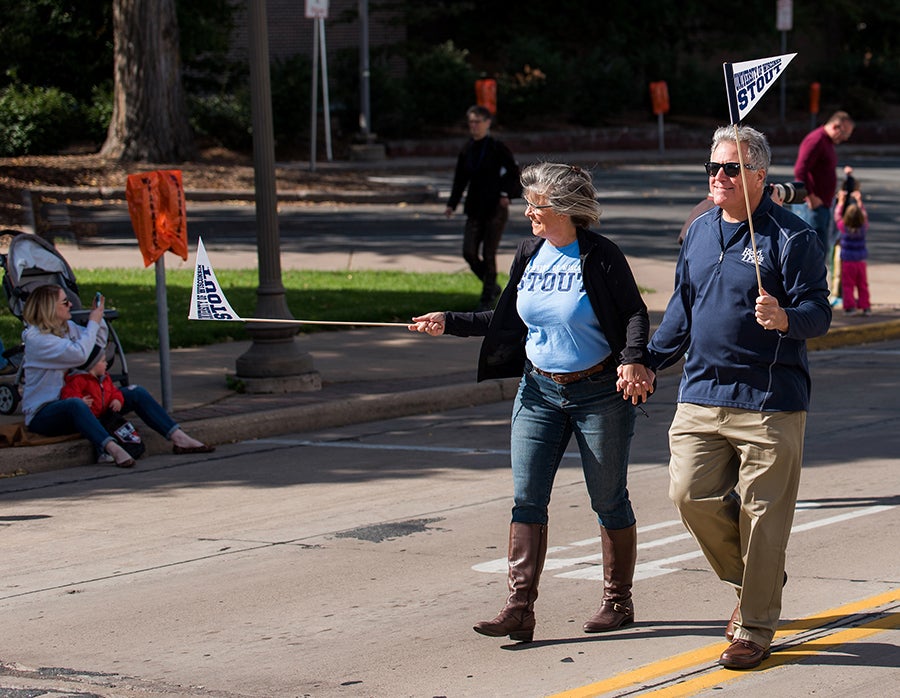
[509,366,636,529]
[29,384,179,450]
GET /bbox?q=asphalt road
[54,159,900,271]
[2,340,898,697]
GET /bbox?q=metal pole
[358,0,371,140]
[319,17,333,161]
[236,0,318,385]
[246,0,282,300]
[154,257,172,412]
[309,17,319,172]
[657,113,665,154]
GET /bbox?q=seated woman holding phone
[21,284,214,467]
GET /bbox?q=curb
[808,318,900,351]
[1,377,520,478]
[7,318,898,479]
[4,317,899,479]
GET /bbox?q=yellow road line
[548,587,900,698]
[639,611,900,697]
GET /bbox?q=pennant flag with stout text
[723,53,796,124]
[189,238,411,328]
[189,237,242,321]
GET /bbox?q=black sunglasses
[705,161,757,177]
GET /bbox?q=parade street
[2,338,898,697]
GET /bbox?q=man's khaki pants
[668,402,806,648]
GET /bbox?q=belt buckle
[535,359,605,385]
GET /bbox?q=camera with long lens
[769,181,808,205]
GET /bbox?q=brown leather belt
[531,358,610,385]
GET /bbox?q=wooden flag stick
[733,123,764,292]
[210,317,411,327]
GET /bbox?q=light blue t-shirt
[516,240,611,373]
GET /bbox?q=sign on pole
[776,0,793,32]
[305,0,328,19]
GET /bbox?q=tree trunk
[100,0,196,162]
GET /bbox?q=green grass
[1,269,495,354]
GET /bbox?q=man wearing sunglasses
[641,125,832,670]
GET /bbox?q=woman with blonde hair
[22,284,213,467]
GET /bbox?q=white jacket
[21,319,107,425]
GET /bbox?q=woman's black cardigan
[444,227,651,382]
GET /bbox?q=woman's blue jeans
[509,365,637,529]
[29,385,179,451]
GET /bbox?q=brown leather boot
[473,522,548,642]
[583,524,636,632]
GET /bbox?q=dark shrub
[187,90,253,151]
[0,83,81,156]
[405,41,476,131]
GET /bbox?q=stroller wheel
[0,382,19,415]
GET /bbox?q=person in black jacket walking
[411,162,654,642]
[445,105,521,310]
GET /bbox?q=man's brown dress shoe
[718,639,771,669]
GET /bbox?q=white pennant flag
[724,53,796,124]
[188,238,411,328]
[189,237,243,321]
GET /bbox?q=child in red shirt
[61,350,128,462]
[61,351,123,417]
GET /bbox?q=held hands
[755,289,789,332]
[616,363,656,405]
[408,312,447,336]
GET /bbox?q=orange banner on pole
[809,82,821,115]
[475,78,497,115]
[649,81,670,115]
[125,170,189,267]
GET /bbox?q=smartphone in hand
[95,291,103,307]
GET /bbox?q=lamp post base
[234,332,322,393]
[228,371,322,394]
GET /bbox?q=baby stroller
[0,229,129,415]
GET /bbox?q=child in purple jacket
[834,182,870,315]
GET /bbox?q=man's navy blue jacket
[649,194,832,412]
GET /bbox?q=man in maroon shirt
[793,111,854,257]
